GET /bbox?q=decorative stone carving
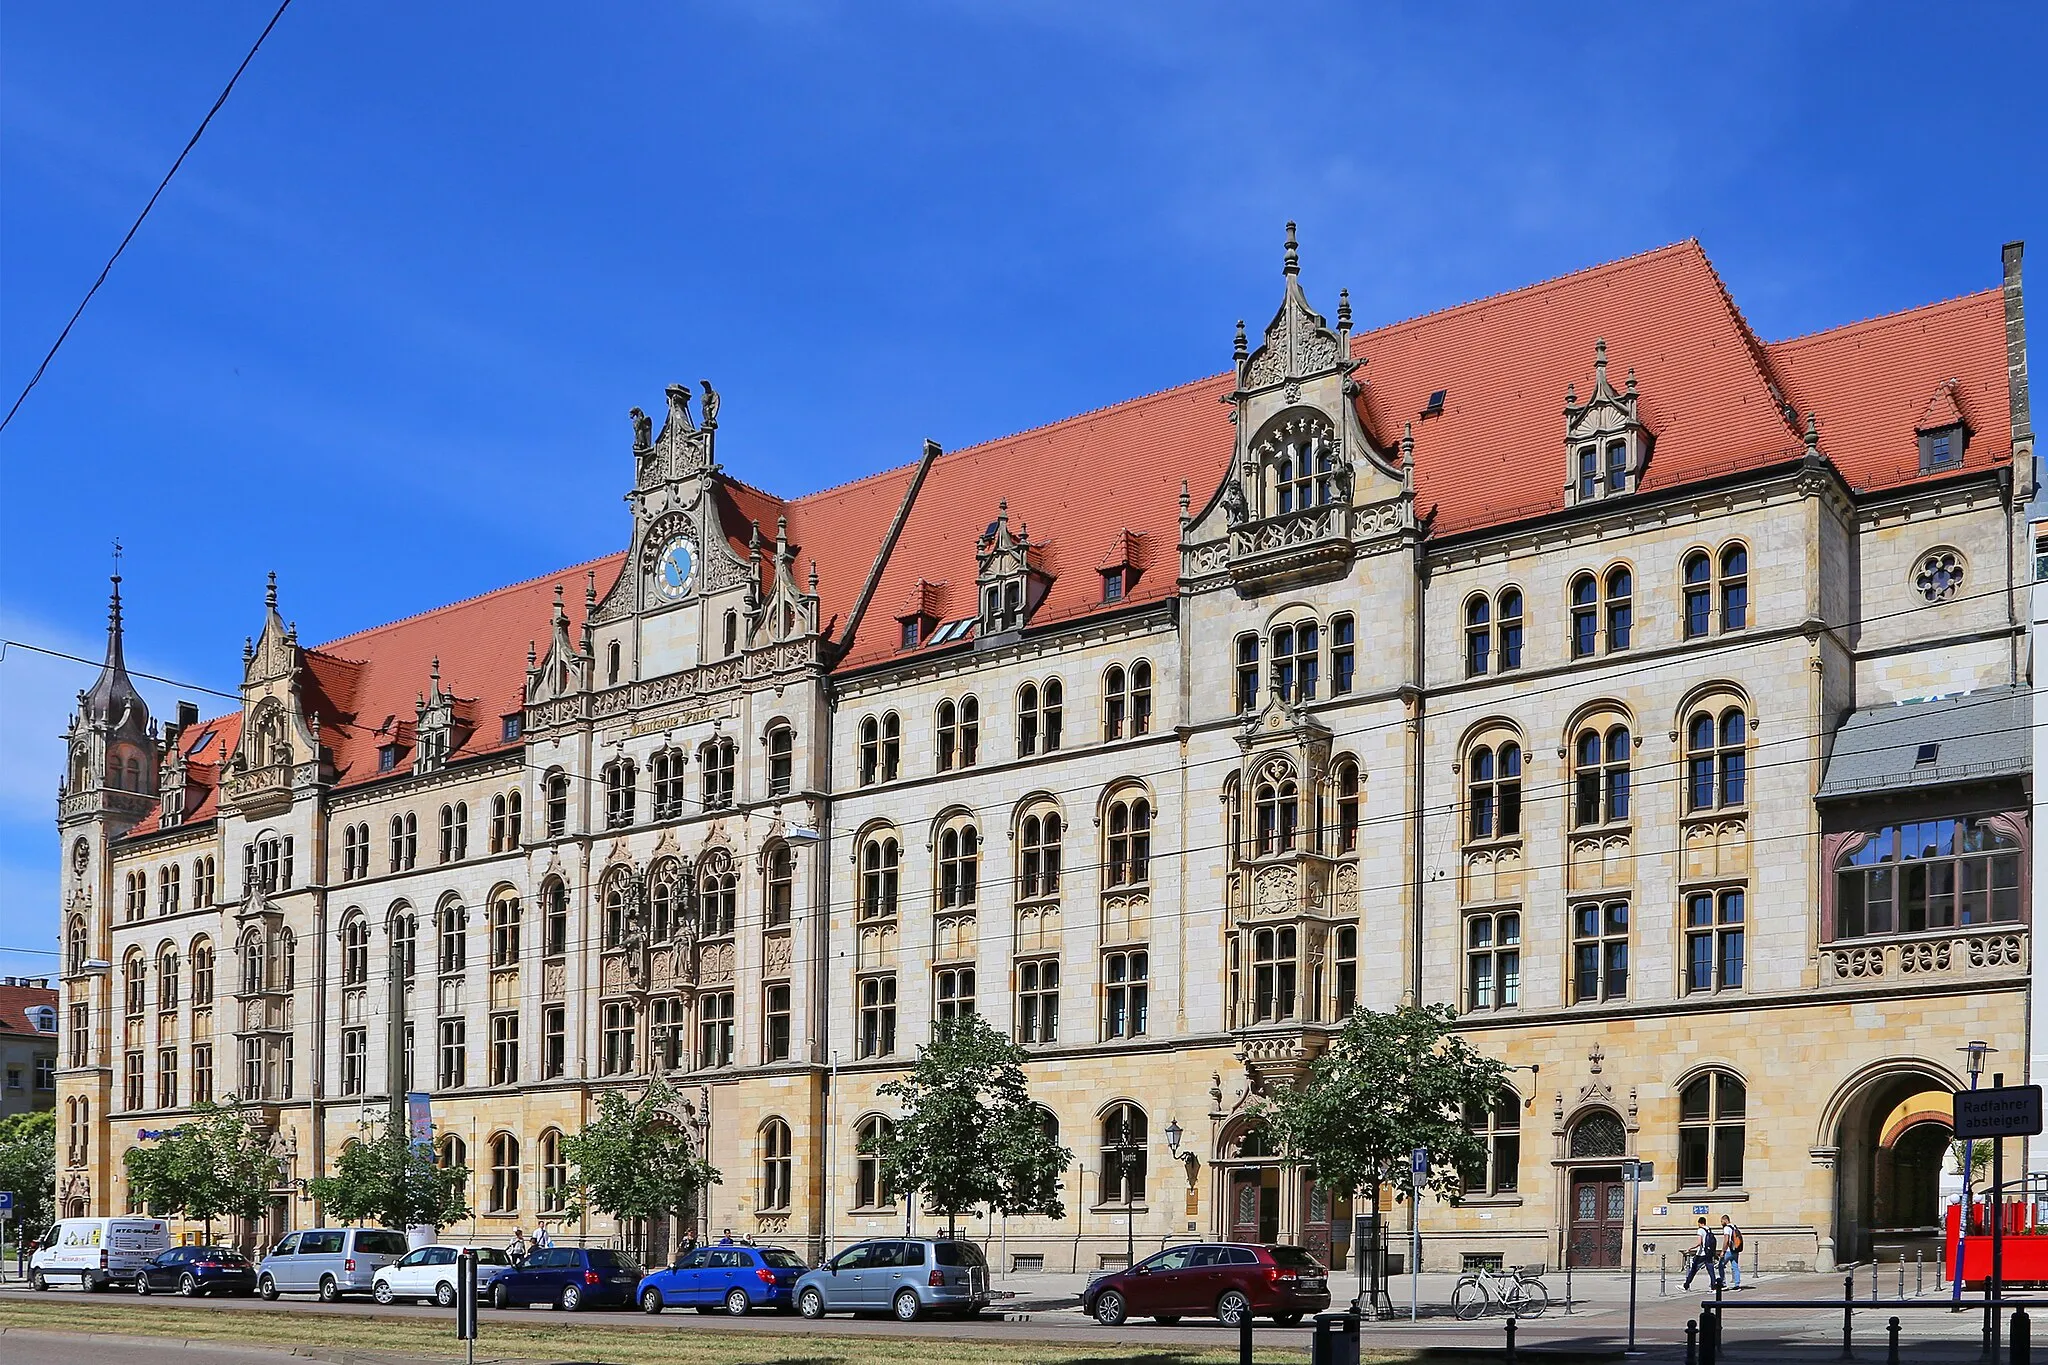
[762,931,792,978]
[697,940,735,986]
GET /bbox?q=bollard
[1685,1318,1698,1365]
[2017,1306,2033,1365]
[1897,1252,1905,1300]
[1872,1256,1881,1301]
[1566,1259,1572,1315]
[1661,1253,1668,1299]
[1843,1273,1855,1361]
[1886,1315,1900,1365]
[1701,1303,1719,1365]
[1917,1249,1924,1297]
[1504,1316,1517,1365]
[1238,1305,1252,1365]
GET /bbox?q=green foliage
[1256,1002,1506,1205]
[0,1112,55,1232]
[308,1115,469,1231]
[121,1101,280,1239]
[871,1013,1072,1229]
[558,1076,721,1225]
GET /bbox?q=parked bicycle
[1451,1263,1550,1318]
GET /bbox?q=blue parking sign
[0,1191,13,1213]
[1410,1148,1427,1176]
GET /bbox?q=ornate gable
[1563,339,1653,506]
[974,501,1051,638]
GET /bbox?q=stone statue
[699,380,719,429]
[630,407,653,449]
[664,383,694,435]
[1221,475,1250,526]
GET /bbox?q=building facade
[0,980,59,1119]
[57,233,2034,1275]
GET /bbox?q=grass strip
[0,1296,1356,1364]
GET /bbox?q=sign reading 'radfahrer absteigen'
[1953,1084,2045,1140]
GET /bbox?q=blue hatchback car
[488,1246,643,1311]
[637,1244,807,1315]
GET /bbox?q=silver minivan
[256,1227,409,1301]
[793,1237,991,1321]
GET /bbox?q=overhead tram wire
[0,0,297,435]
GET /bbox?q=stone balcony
[1819,925,2028,988]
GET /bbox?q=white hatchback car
[372,1246,514,1307]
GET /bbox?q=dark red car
[1082,1242,1331,1326]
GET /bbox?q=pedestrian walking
[532,1224,553,1251]
[507,1228,529,1265]
[1718,1215,1744,1289]
[1681,1217,1721,1291]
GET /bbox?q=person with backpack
[1719,1215,1744,1289]
[1681,1216,1721,1291]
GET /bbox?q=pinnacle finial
[527,640,537,667]
[430,656,440,687]
[1625,366,1637,396]
[265,571,277,610]
[1593,338,1608,386]
[1233,319,1248,363]
[748,522,763,559]
[808,560,819,594]
[1179,480,1191,516]
[1805,411,1821,451]
[1337,288,1351,331]
[1565,382,1578,409]
[1283,222,1299,276]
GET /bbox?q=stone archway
[1821,1061,1962,1266]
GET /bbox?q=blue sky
[1,1,2041,975]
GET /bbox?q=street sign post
[1621,1160,1654,1356]
[456,1248,478,1364]
[1409,1148,1427,1321]
[1953,1085,2044,1140]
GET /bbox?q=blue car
[637,1243,807,1315]
[488,1246,643,1311]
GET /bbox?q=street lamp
[1953,1041,1997,1307]
[1164,1120,1183,1159]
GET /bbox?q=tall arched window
[602,871,631,948]
[389,908,416,982]
[856,1115,896,1208]
[488,1132,520,1214]
[1572,723,1631,827]
[764,843,794,926]
[1103,666,1128,741]
[1468,741,1523,840]
[1683,551,1713,639]
[540,878,567,957]
[239,932,265,997]
[604,757,637,828]
[699,737,736,809]
[190,937,213,1006]
[490,891,522,967]
[1098,1103,1148,1204]
[1104,790,1152,887]
[1678,1072,1745,1190]
[699,849,738,936]
[544,771,570,838]
[439,803,468,863]
[1497,588,1525,670]
[66,916,87,975]
[391,812,417,870]
[766,724,795,797]
[936,696,980,771]
[1333,759,1361,853]
[155,946,180,1011]
[538,1128,568,1214]
[438,901,465,974]
[1018,806,1062,899]
[1720,543,1749,631]
[1253,761,1299,854]
[1235,634,1260,713]
[1604,566,1633,651]
[1465,597,1491,677]
[1130,661,1153,735]
[1569,574,1598,658]
[759,1119,792,1212]
[341,914,370,987]
[1272,620,1319,702]
[438,1133,468,1176]
[937,818,980,909]
[1686,707,1748,812]
[859,834,900,921]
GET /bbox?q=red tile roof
[1766,290,2013,490]
[113,239,2014,832]
[0,983,58,1036]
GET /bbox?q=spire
[1337,288,1352,331]
[82,558,148,731]
[1283,221,1299,277]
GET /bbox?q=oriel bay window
[1678,1071,1745,1190]
[1250,926,1297,1023]
[1833,817,2023,939]
[1570,900,1629,1004]
[1253,762,1299,854]
[1465,910,1521,1011]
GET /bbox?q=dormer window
[1564,340,1649,508]
[379,744,401,773]
[1920,426,1964,473]
[1101,570,1125,603]
[1915,380,1969,474]
[975,503,1046,639]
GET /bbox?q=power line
[0,0,295,435]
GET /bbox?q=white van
[30,1217,171,1290]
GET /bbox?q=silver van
[256,1227,409,1301]
[793,1237,991,1321]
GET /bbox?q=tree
[308,1116,469,1232]
[872,1013,1073,1236]
[0,1112,55,1234]
[1256,1003,1505,1305]
[558,1076,720,1237]
[121,1101,280,1245]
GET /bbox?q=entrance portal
[1827,1067,1960,1265]
[1567,1170,1625,1268]
[1228,1167,1280,1244]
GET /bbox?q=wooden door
[1301,1178,1333,1266]
[1229,1171,1263,1244]
[1567,1171,1625,1269]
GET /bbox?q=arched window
[1104,666,1127,741]
[155,947,180,1012]
[1270,424,1336,514]
[1098,1103,1147,1205]
[1572,723,1631,827]
[490,891,521,967]
[1465,597,1490,677]
[937,818,980,909]
[1569,574,1598,658]
[607,639,622,686]
[438,1133,467,1175]
[1497,589,1525,670]
[651,748,686,819]
[190,936,213,1006]
[1604,566,1633,651]
[766,724,795,797]
[1683,551,1713,639]
[880,714,901,783]
[764,843,795,926]
[856,1115,896,1207]
[859,834,899,920]
[1250,927,1298,1022]
[1018,806,1062,899]
[859,716,881,785]
[1333,759,1361,854]
[603,757,637,828]
[1465,910,1520,1011]
[544,771,570,838]
[1271,619,1319,702]
[760,1119,792,1211]
[538,1128,568,1213]
[159,862,180,914]
[438,803,468,863]
[1253,762,1299,855]
[1460,1088,1521,1195]
[342,823,363,879]
[1104,789,1152,887]
[341,914,370,986]
[723,609,740,656]
[1235,634,1260,713]
[1719,543,1749,631]
[66,916,87,975]
[389,908,416,982]
[1686,706,1747,812]
[699,849,738,936]
[602,871,632,948]
[1468,741,1523,840]
[647,859,683,941]
[238,933,265,997]
[1568,1110,1627,1159]
[488,1132,520,1214]
[699,737,736,809]
[438,900,465,974]
[1130,661,1153,735]
[1678,1072,1745,1190]
[937,696,980,771]
[540,878,568,956]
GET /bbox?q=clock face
[655,536,696,600]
